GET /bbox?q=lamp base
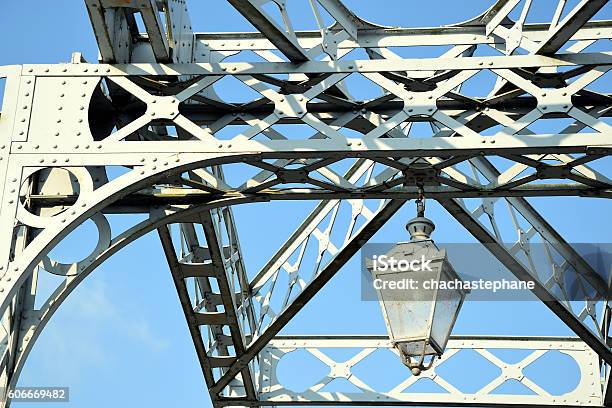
[396,344,438,376]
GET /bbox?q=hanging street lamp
[366,194,468,375]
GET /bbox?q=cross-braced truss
[0,0,611,406]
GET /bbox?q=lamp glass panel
[430,265,464,352]
[397,339,437,357]
[376,268,437,341]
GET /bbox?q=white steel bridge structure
[0,0,612,406]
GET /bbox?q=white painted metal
[0,0,611,406]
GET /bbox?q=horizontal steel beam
[22,184,612,210]
[226,335,602,407]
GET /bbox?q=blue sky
[1,0,611,406]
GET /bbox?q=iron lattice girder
[249,335,602,407]
[88,0,611,64]
[439,198,612,364]
[158,210,258,401]
[1,45,612,404]
[171,22,612,66]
